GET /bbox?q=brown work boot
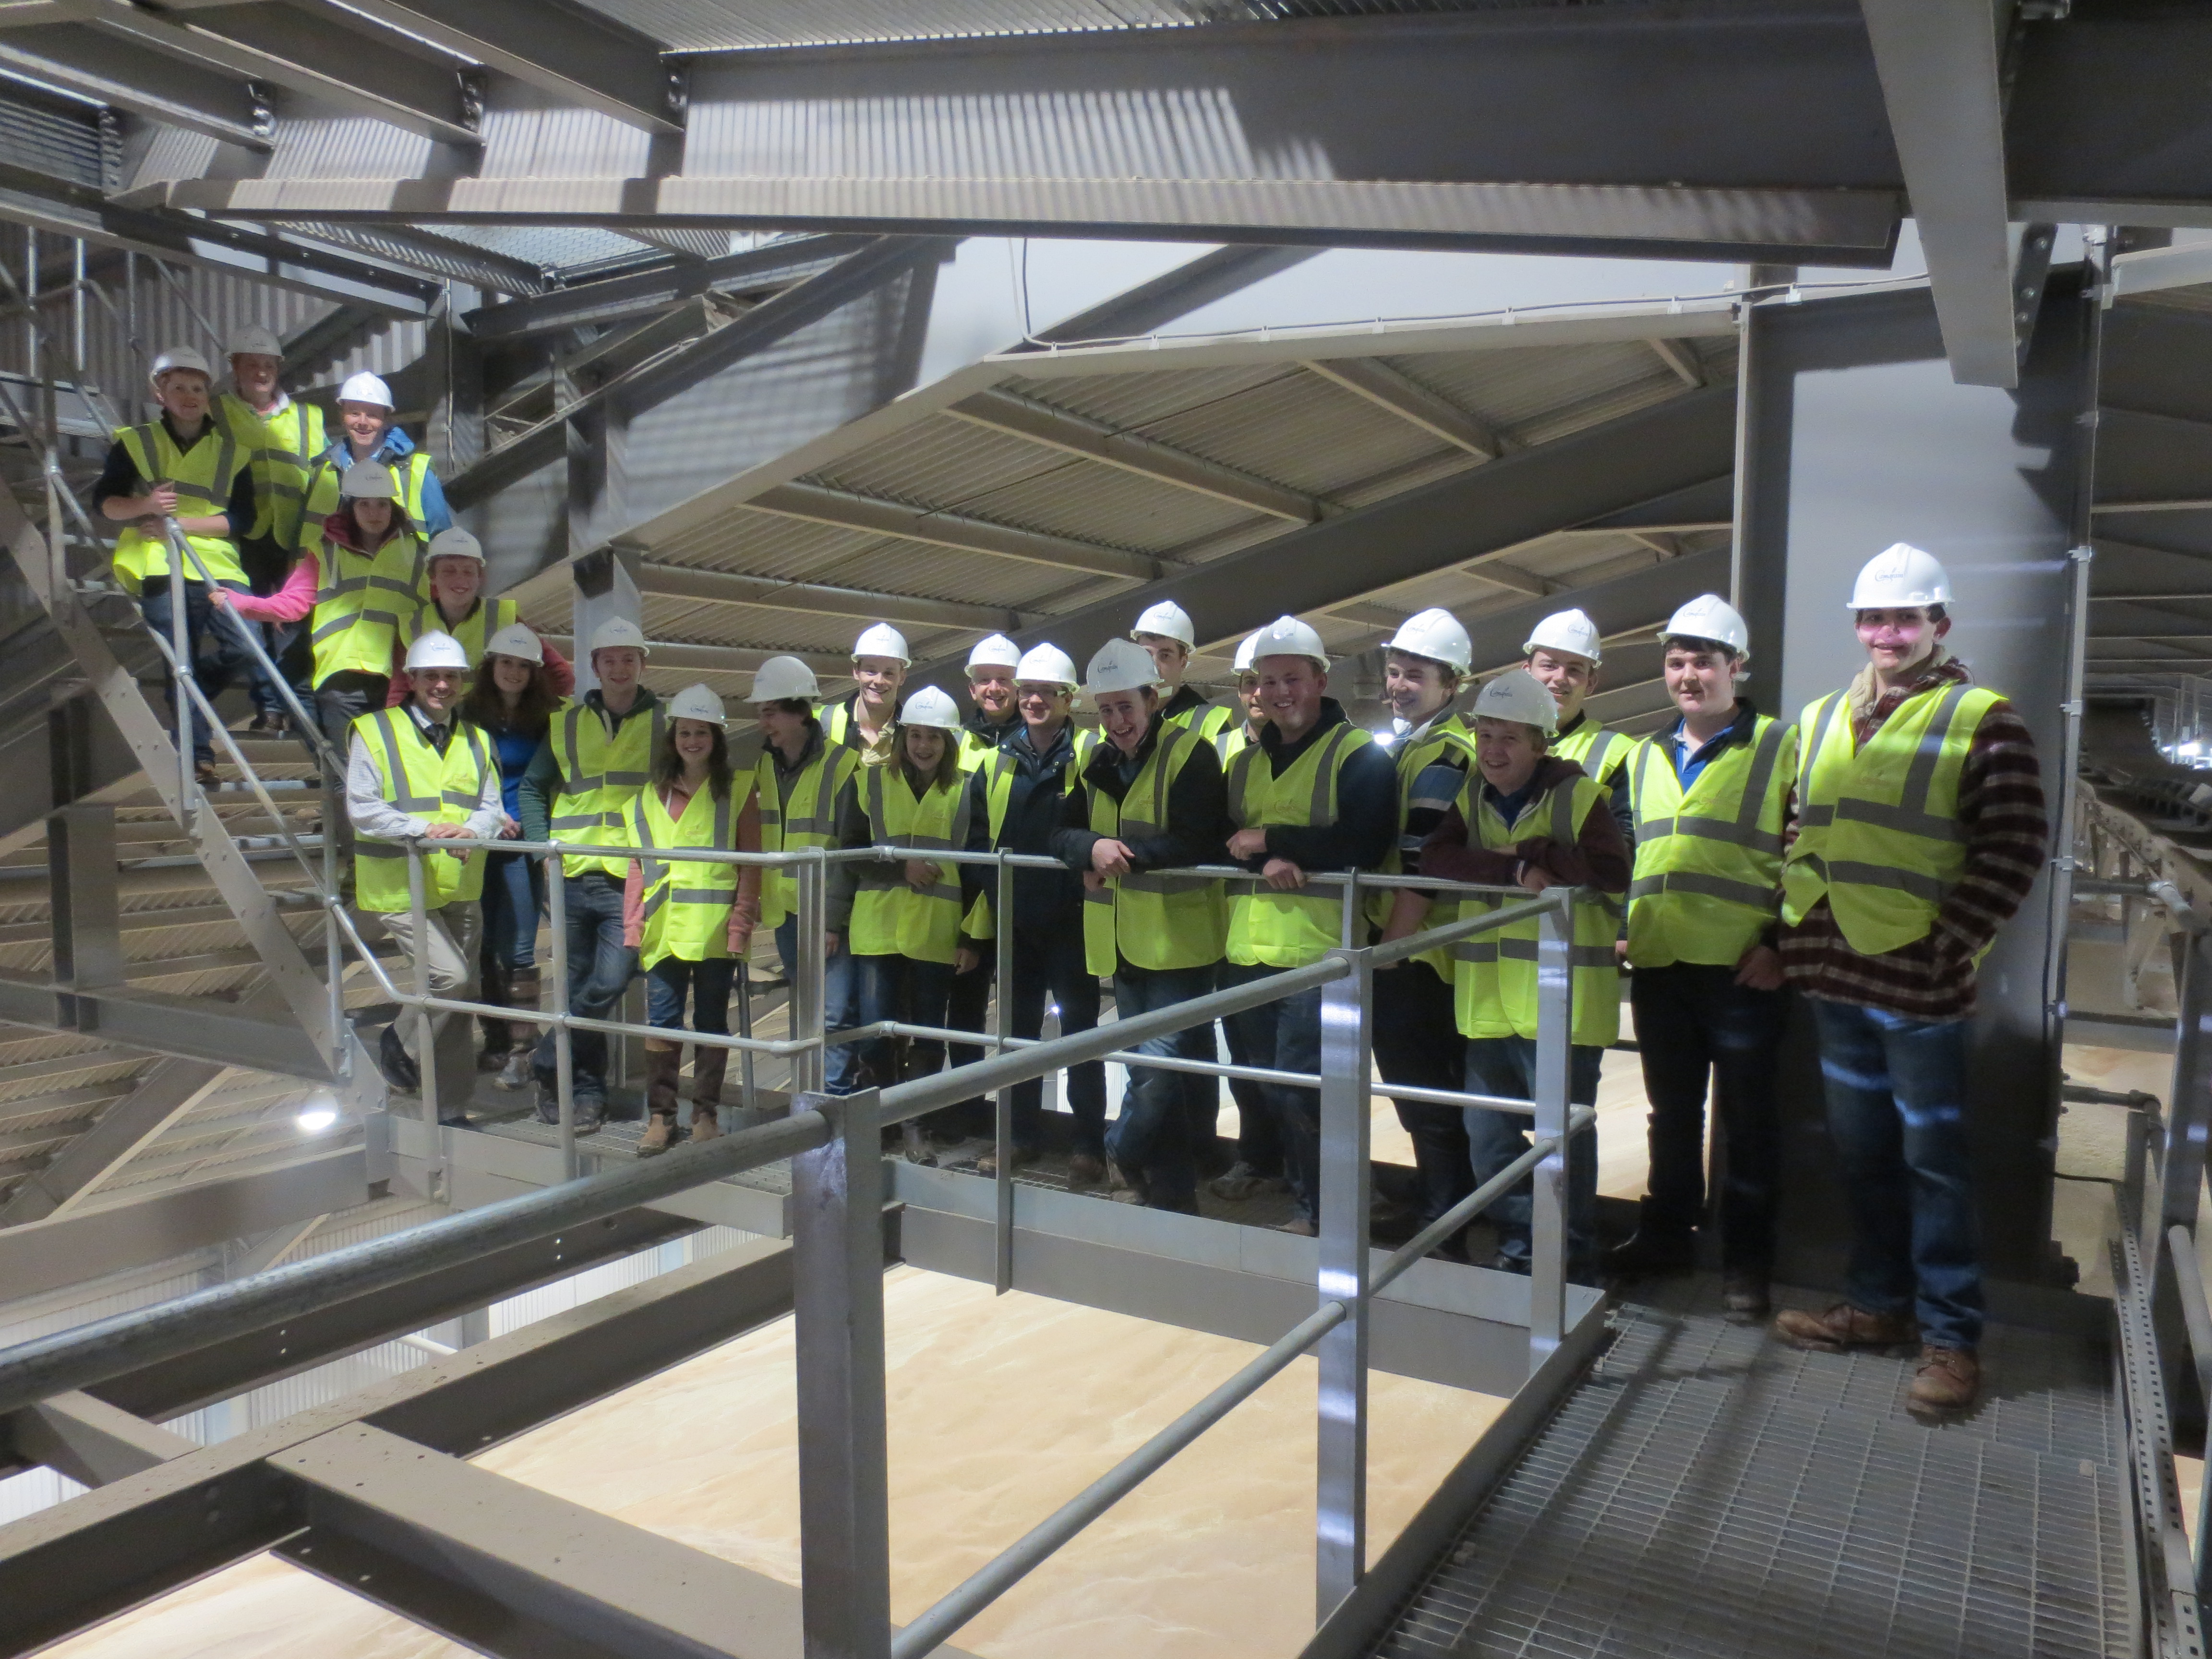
[637,1044,683,1158]
[1910,1346,1980,1411]
[1772,1301,1916,1351]
[1066,1152,1108,1190]
[689,1045,727,1143]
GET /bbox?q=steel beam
[464,235,873,340]
[221,1213,328,1280]
[1858,0,2018,387]
[946,386,1323,523]
[1463,548,1730,677]
[749,481,1165,583]
[539,636,850,680]
[1301,358,1504,459]
[1021,245,1322,346]
[0,973,330,1078]
[0,23,268,150]
[1647,337,1707,388]
[4,1391,192,1489]
[636,561,1034,635]
[295,0,680,136]
[0,1056,224,1225]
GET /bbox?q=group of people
[101,342,2044,1414]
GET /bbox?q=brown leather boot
[496,969,540,1092]
[1772,1302,1917,1351]
[1909,1346,1980,1410]
[637,1044,683,1156]
[688,1046,727,1143]
[477,959,511,1072]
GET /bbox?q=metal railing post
[790,1086,892,1659]
[546,851,578,1178]
[795,852,826,1094]
[166,524,192,829]
[993,850,1015,1295]
[1315,945,1373,1620]
[407,842,440,1159]
[1528,889,1575,1376]
[2155,920,2212,1278]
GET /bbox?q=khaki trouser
[378,898,482,1116]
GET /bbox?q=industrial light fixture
[297,1092,341,1133]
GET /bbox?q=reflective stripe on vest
[303,446,434,533]
[1080,724,1226,977]
[219,394,323,548]
[1447,770,1619,1046]
[351,708,490,913]
[1624,716,1794,969]
[551,699,664,878]
[1163,700,1233,745]
[630,777,749,968]
[404,596,520,663]
[1553,719,1627,786]
[756,740,856,928]
[852,764,973,965]
[1780,679,2001,956]
[110,420,248,588]
[1224,721,1372,969]
[1365,713,1476,976]
[310,532,429,683]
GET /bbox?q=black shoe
[377,1024,420,1094]
[1487,1252,1532,1276]
[1604,1229,1696,1280]
[534,1085,561,1127]
[573,1098,605,1136]
[1722,1270,1772,1318]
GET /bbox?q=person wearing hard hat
[1133,600,1236,745]
[1602,596,1795,1318]
[297,371,452,544]
[457,622,569,1091]
[217,325,323,734]
[1367,608,1481,1255]
[1218,615,1397,1234]
[345,630,505,1124]
[93,346,259,784]
[823,622,909,757]
[826,686,981,1156]
[1418,668,1631,1277]
[959,634,1024,768]
[621,685,763,1156]
[1218,630,1267,765]
[1046,637,1229,1210]
[1522,608,1634,842]
[517,615,664,1132]
[217,457,428,747]
[386,529,572,707]
[958,642,1107,1179]
[1770,544,2045,1413]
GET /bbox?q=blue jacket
[313,425,452,538]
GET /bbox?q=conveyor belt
[1362,1279,2128,1659]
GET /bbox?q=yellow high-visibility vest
[1552,717,1631,788]
[1224,721,1374,969]
[1365,712,1477,977]
[218,393,324,550]
[850,762,973,965]
[401,596,521,664]
[309,531,429,684]
[1781,681,2004,956]
[108,419,248,589]
[1214,722,1258,766]
[548,697,664,879]
[1077,724,1226,977]
[350,708,491,913]
[1447,770,1620,1046]
[964,726,1096,938]
[755,738,857,929]
[301,446,436,539]
[1164,698,1234,745]
[1624,716,1796,969]
[627,775,756,969]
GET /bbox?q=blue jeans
[1221,962,1325,1224]
[1809,998,1982,1351]
[855,953,954,1088]
[778,918,861,1094]
[531,870,634,1105]
[1105,962,1216,1207]
[646,956,735,1035]
[1008,926,1106,1158]
[139,577,252,765]
[1463,1039,1603,1274]
[480,850,543,971]
[1372,960,1474,1230]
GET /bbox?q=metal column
[1528,893,1574,1374]
[1315,947,1374,1619]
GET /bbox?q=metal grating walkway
[1368,1280,2129,1659]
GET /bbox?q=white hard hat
[340,459,398,502]
[1132,599,1196,648]
[1386,607,1472,673]
[1473,668,1560,735]
[404,630,469,672]
[425,527,484,565]
[482,621,543,664]
[1084,637,1162,697]
[1250,614,1329,670]
[1233,630,1264,675]
[750,655,819,703]
[1015,643,1079,688]
[900,685,963,731]
[667,683,727,726]
[1522,608,1603,665]
[1848,541,1952,610]
[588,616,649,657]
[338,371,393,410]
[966,633,1021,673]
[853,622,910,665]
[227,325,283,361]
[149,347,212,385]
[1660,594,1751,658]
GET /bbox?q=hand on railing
[1261,857,1307,891]
[902,857,939,890]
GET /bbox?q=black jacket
[960,719,1085,934]
[1238,698,1398,875]
[1049,714,1230,875]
